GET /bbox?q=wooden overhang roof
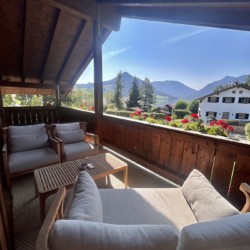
[1,1,250,96]
[0,0,121,95]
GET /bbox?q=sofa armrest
[2,143,9,171]
[85,133,100,147]
[49,138,61,156]
[49,220,179,250]
[36,187,66,250]
[240,183,250,213]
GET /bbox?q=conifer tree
[114,71,124,110]
[127,76,141,108]
[140,77,156,111]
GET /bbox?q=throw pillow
[181,169,239,222]
[66,171,103,222]
[55,122,80,132]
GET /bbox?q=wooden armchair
[51,122,100,162]
[2,124,61,187]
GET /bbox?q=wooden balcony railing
[1,106,249,209]
[99,115,250,209]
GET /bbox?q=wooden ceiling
[1,0,250,96]
[0,0,121,95]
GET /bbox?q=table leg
[124,166,128,188]
[39,194,46,223]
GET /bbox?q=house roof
[1,1,250,95]
[197,83,250,100]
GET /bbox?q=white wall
[199,86,250,122]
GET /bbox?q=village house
[198,83,250,122]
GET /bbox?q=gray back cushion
[55,122,80,132]
[9,124,49,152]
[66,171,103,222]
[177,212,250,250]
[182,169,239,222]
[56,129,85,144]
[55,123,85,144]
[49,220,179,250]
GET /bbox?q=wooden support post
[93,14,103,115]
[0,88,5,128]
[55,84,61,107]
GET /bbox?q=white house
[198,84,250,122]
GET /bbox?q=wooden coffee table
[34,153,128,221]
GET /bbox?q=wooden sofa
[36,169,250,250]
[2,124,61,187]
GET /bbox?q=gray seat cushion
[63,141,94,161]
[66,171,103,222]
[177,212,250,250]
[182,169,239,222]
[49,220,179,250]
[9,147,59,174]
[99,188,197,231]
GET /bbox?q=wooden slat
[168,137,184,174]
[159,133,171,167]
[229,154,250,209]
[180,141,198,177]
[211,145,236,197]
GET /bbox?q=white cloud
[162,29,210,44]
[103,46,132,61]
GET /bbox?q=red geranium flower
[181,118,189,124]
[210,120,217,126]
[165,116,172,122]
[90,106,95,111]
[191,113,199,119]
[227,125,234,131]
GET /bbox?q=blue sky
[77,18,250,90]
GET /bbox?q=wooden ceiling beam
[39,0,121,31]
[96,0,250,8]
[41,9,61,83]
[119,7,250,31]
[56,20,87,82]
[71,28,111,85]
[0,81,56,89]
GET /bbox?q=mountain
[77,72,196,101]
[77,72,249,103]
[185,75,249,100]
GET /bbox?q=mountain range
[76,72,249,104]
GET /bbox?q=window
[222,112,230,119]
[222,97,235,103]
[232,90,236,94]
[239,90,243,94]
[238,97,250,104]
[206,111,217,117]
[235,113,249,119]
[208,97,219,103]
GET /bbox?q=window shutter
[235,113,239,119]
[206,112,209,116]
[238,98,242,103]
[222,97,225,103]
[214,112,217,117]
[208,97,211,102]
[232,97,235,103]
[246,114,249,119]
[216,97,219,102]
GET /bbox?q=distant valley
[76,72,249,104]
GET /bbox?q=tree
[175,99,188,110]
[187,99,199,114]
[140,77,156,111]
[114,71,124,110]
[3,94,14,107]
[127,76,141,108]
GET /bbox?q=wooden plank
[150,129,161,163]
[180,141,198,177]
[195,143,215,179]
[229,154,250,209]
[168,137,184,174]
[159,133,171,167]
[211,145,236,197]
